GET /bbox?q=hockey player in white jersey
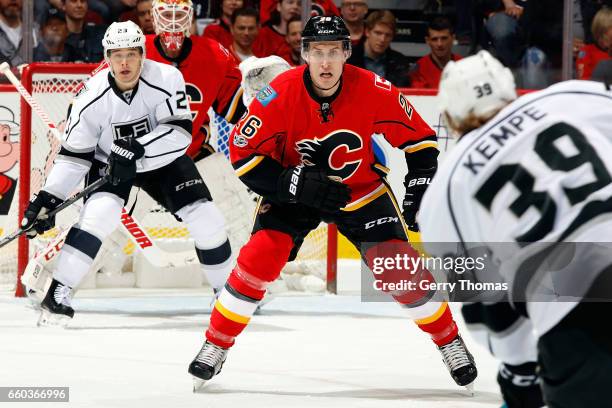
[21,21,234,325]
[420,50,612,407]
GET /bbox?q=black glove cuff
[278,166,303,203]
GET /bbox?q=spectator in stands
[203,0,244,49]
[577,6,612,79]
[477,0,527,68]
[135,0,155,34]
[518,0,563,88]
[340,0,368,47]
[0,0,29,67]
[410,16,462,88]
[256,0,301,57]
[61,0,106,62]
[347,10,411,87]
[280,15,301,65]
[259,0,338,26]
[229,7,259,61]
[33,11,68,62]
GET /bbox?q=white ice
[0,286,503,408]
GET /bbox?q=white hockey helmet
[152,0,194,51]
[103,21,146,77]
[439,50,517,133]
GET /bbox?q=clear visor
[152,3,193,34]
[301,47,351,63]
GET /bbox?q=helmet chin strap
[313,77,341,92]
[311,64,344,93]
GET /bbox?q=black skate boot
[438,334,478,391]
[38,279,74,327]
[188,341,229,391]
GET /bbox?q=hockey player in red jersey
[188,15,478,391]
[147,0,245,161]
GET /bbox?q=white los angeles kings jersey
[420,80,612,337]
[62,59,192,172]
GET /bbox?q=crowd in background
[0,0,611,88]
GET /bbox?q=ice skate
[438,334,477,390]
[188,341,228,392]
[37,279,74,327]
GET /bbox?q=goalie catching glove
[278,165,351,212]
[106,139,145,185]
[21,190,62,238]
[402,168,435,231]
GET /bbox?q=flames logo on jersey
[296,130,363,181]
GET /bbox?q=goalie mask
[438,50,517,134]
[301,16,352,62]
[152,0,194,51]
[102,21,146,77]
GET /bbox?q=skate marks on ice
[198,374,500,405]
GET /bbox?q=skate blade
[37,309,71,328]
[192,377,208,393]
[464,382,475,395]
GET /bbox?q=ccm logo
[407,177,431,188]
[43,238,66,262]
[111,144,135,160]
[289,165,303,196]
[365,216,399,230]
[176,179,203,191]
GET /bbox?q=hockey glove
[402,168,434,232]
[278,165,351,212]
[107,139,145,186]
[21,190,62,238]
[497,362,545,408]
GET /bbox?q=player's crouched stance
[188,16,476,391]
[21,21,233,326]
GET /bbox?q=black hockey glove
[21,190,62,238]
[278,165,351,212]
[107,139,145,186]
[402,168,434,232]
[497,362,545,408]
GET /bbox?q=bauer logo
[256,86,278,107]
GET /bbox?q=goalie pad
[239,56,291,107]
[196,152,258,252]
[21,227,71,303]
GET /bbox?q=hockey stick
[0,177,106,249]
[0,62,168,267]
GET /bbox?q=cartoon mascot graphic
[0,106,19,216]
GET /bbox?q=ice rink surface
[0,288,503,408]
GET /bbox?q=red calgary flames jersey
[231,65,437,209]
[145,35,244,157]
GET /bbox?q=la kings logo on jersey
[112,116,152,140]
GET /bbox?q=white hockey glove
[21,190,63,238]
[239,56,291,107]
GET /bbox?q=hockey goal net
[0,63,338,297]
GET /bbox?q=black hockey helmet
[301,15,351,54]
